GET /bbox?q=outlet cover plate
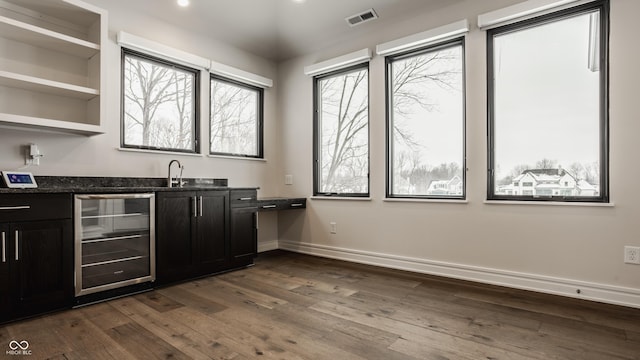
[285,175,293,185]
[624,246,640,264]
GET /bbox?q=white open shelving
[0,70,99,100]
[0,15,100,58]
[0,0,107,135]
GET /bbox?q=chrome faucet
[168,159,185,188]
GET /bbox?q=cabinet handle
[199,196,203,217]
[262,205,277,209]
[0,206,30,211]
[192,196,197,218]
[239,197,253,201]
[291,203,304,207]
[1,232,5,263]
[15,230,19,261]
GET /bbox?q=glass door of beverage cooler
[74,194,155,296]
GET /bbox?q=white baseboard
[278,240,640,309]
[258,239,279,253]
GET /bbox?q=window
[386,39,465,199]
[122,49,199,153]
[313,64,369,196]
[487,1,608,202]
[210,75,263,158]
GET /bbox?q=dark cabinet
[196,191,229,274]
[0,194,73,323]
[156,191,197,284]
[0,224,10,321]
[11,220,73,316]
[230,190,258,267]
[156,191,229,284]
[230,207,257,265]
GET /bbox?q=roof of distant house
[514,168,576,183]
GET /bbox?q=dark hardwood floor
[2,250,640,359]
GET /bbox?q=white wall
[277,0,640,307]
[0,0,281,243]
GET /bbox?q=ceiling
[113,0,459,61]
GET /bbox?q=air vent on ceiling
[346,8,378,27]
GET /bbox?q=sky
[492,11,601,179]
[391,45,464,171]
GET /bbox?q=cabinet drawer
[257,198,306,212]
[81,257,151,290]
[0,194,72,221]
[230,190,257,208]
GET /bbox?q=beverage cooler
[74,194,155,297]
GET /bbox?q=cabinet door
[195,191,229,275]
[156,192,197,284]
[0,224,10,322]
[11,220,73,316]
[230,207,257,267]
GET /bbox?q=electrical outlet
[624,246,640,264]
[24,143,42,166]
[330,222,337,234]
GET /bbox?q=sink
[182,178,228,187]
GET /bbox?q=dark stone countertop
[0,176,258,194]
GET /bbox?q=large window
[210,75,263,158]
[314,64,369,196]
[122,49,199,153]
[386,39,465,199]
[487,1,609,202]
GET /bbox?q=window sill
[207,154,267,162]
[384,198,468,204]
[310,196,372,201]
[484,200,614,207]
[118,147,203,157]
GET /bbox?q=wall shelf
[0,70,99,100]
[0,0,106,136]
[0,112,104,135]
[0,15,99,58]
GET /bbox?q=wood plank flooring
[2,250,640,359]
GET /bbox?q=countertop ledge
[0,176,258,194]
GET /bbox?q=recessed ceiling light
[177,0,190,7]
[292,0,306,3]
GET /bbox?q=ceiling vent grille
[346,8,378,27]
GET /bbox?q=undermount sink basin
[180,178,228,188]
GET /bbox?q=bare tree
[391,49,461,149]
[535,158,558,169]
[318,47,463,193]
[173,72,194,149]
[318,69,369,193]
[210,80,257,155]
[123,55,195,150]
[389,47,464,194]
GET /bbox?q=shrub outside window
[122,49,199,153]
[487,1,609,202]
